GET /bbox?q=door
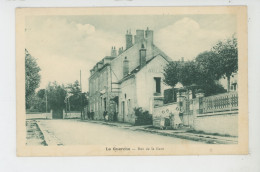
[122,101,125,122]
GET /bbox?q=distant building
[88,28,172,123]
[218,72,238,92]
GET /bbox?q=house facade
[88,28,172,123]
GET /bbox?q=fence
[202,92,238,114]
[194,91,239,136]
[152,91,239,136]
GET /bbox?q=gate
[179,92,194,128]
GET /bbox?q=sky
[25,14,236,92]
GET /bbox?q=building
[218,72,238,92]
[88,28,172,123]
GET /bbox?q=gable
[138,54,169,74]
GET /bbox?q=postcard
[16,6,248,156]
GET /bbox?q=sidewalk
[83,120,238,144]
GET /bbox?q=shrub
[134,107,152,126]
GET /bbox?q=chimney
[118,47,124,55]
[139,43,146,67]
[97,61,104,69]
[111,46,117,57]
[123,56,129,76]
[145,27,153,44]
[134,30,145,44]
[125,30,133,50]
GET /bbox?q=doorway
[122,101,125,122]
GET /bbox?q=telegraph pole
[80,70,82,92]
[45,89,48,113]
[80,70,83,119]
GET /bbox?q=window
[154,77,161,93]
[231,83,237,91]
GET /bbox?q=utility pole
[45,89,48,113]
[80,70,83,120]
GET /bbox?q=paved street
[35,119,200,145]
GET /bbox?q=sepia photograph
[16,7,248,156]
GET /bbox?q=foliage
[27,81,89,113]
[67,80,81,95]
[30,95,46,112]
[163,35,237,95]
[212,35,238,91]
[26,89,50,113]
[46,82,66,111]
[163,61,199,88]
[66,80,81,111]
[25,49,41,109]
[177,60,200,86]
[36,89,46,99]
[196,51,222,80]
[65,80,88,111]
[163,61,180,87]
[134,107,152,126]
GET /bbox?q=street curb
[82,120,237,144]
[36,121,63,146]
[135,128,237,144]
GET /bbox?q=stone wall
[26,113,52,119]
[152,91,238,136]
[194,112,238,136]
[63,111,81,119]
[153,102,178,128]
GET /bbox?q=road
[35,119,199,145]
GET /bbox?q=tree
[66,80,81,111]
[30,89,48,112]
[163,60,200,87]
[163,59,226,96]
[46,82,66,118]
[163,61,181,87]
[25,49,41,109]
[212,35,238,91]
[163,35,237,95]
[196,51,223,80]
[177,60,200,86]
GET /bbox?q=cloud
[155,17,234,60]
[25,17,123,92]
[25,16,236,92]
[76,23,96,35]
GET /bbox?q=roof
[90,42,172,82]
[103,56,116,60]
[152,44,172,62]
[118,53,169,84]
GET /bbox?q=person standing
[90,110,94,120]
[103,111,108,121]
[170,112,175,129]
[174,107,182,129]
